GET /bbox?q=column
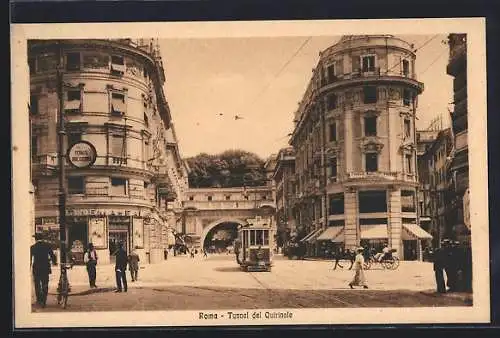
[344,188,358,250]
[388,188,403,258]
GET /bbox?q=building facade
[447,33,470,243]
[29,39,188,264]
[271,147,296,251]
[288,35,432,260]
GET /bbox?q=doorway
[403,240,417,260]
[68,222,88,264]
[109,230,129,264]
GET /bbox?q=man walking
[114,242,128,292]
[433,241,447,293]
[30,233,57,307]
[83,243,98,288]
[128,249,140,282]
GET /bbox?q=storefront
[401,223,433,261]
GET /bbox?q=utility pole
[56,41,68,265]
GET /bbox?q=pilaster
[344,188,358,249]
[388,188,403,257]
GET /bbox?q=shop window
[67,132,82,147]
[68,177,85,194]
[30,95,39,115]
[403,89,412,106]
[358,190,387,213]
[404,119,411,139]
[405,154,413,173]
[364,116,377,136]
[329,193,344,215]
[363,86,377,104]
[401,190,416,212]
[327,93,337,110]
[362,55,376,72]
[66,52,81,71]
[329,122,337,142]
[359,218,387,225]
[110,177,127,195]
[365,153,378,172]
[65,90,82,113]
[111,92,126,116]
[402,59,410,76]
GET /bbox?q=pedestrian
[203,249,208,258]
[30,233,57,307]
[433,240,448,293]
[114,242,128,292]
[164,247,168,260]
[443,239,458,292]
[190,248,195,258]
[128,248,140,282]
[348,247,369,289]
[332,247,344,270]
[83,243,98,288]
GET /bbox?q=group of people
[432,239,472,293]
[83,241,141,293]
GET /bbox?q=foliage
[185,150,267,188]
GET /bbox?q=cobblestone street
[32,254,472,312]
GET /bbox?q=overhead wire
[384,34,440,75]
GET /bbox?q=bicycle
[363,253,400,270]
[56,262,73,309]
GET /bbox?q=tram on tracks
[234,216,274,272]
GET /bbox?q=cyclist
[375,243,391,262]
[30,233,57,307]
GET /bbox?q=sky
[160,34,453,160]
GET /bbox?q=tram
[234,217,273,272]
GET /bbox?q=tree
[185,150,267,188]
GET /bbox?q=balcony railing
[347,171,417,182]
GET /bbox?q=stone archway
[200,218,246,250]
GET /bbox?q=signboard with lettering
[67,141,97,168]
[89,217,107,248]
[133,218,144,249]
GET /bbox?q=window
[68,177,85,194]
[402,59,410,76]
[405,154,413,173]
[364,116,377,136]
[111,135,126,164]
[31,136,38,159]
[262,195,267,200]
[66,52,80,71]
[65,90,82,113]
[362,55,375,72]
[403,89,412,106]
[144,139,150,163]
[244,195,249,200]
[363,86,377,104]
[404,119,411,139]
[329,193,344,215]
[144,113,149,128]
[329,157,337,178]
[110,177,127,195]
[358,190,387,213]
[329,122,337,142]
[225,195,231,200]
[67,132,82,147]
[326,64,335,82]
[365,153,378,172]
[111,92,126,115]
[111,55,125,75]
[207,196,213,201]
[189,196,194,201]
[401,190,416,212]
[327,94,337,110]
[30,95,39,115]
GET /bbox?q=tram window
[250,230,256,246]
[263,231,269,245]
[256,230,264,245]
[243,230,248,247]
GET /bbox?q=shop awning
[402,223,433,240]
[360,224,388,239]
[300,228,319,242]
[306,229,324,243]
[317,226,344,241]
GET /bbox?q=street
[32,254,472,312]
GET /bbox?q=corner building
[290,35,431,260]
[29,39,188,264]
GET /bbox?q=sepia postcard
[11,18,489,328]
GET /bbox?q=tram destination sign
[67,141,97,168]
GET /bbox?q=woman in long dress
[349,248,369,289]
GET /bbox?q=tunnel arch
[200,218,247,250]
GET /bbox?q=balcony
[455,130,468,151]
[346,171,417,185]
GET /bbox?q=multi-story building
[421,128,454,248]
[447,33,470,243]
[29,39,188,264]
[289,35,432,260]
[271,147,296,250]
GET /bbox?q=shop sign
[89,217,107,249]
[66,208,134,217]
[67,141,97,168]
[133,218,144,249]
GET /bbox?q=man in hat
[30,233,57,307]
[432,240,448,293]
[114,241,128,292]
[84,243,98,288]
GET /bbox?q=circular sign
[67,141,97,168]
